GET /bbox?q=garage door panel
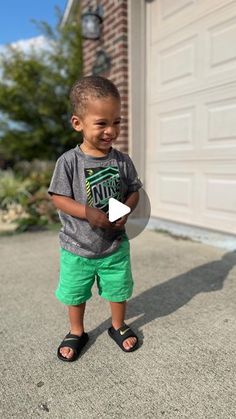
[207,100,236,144]
[208,17,236,69]
[161,0,195,21]
[145,163,196,222]
[149,32,199,102]
[160,36,197,87]
[146,102,197,163]
[201,168,236,233]
[149,0,235,42]
[206,177,236,214]
[205,10,236,86]
[159,107,195,149]
[158,172,194,211]
[202,86,236,156]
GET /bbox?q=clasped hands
[86,206,128,230]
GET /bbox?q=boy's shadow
[89,250,236,345]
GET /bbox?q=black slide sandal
[108,324,139,352]
[57,332,89,362]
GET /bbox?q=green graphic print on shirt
[85,166,121,214]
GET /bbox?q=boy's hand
[86,206,113,229]
[111,214,128,230]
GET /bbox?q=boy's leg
[109,301,137,351]
[59,302,86,359]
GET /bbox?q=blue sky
[0,0,67,46]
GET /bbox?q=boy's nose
[104,126,116,136]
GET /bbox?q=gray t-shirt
[48,145,142,258]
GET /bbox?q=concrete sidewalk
[0,229,235,418]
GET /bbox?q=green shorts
[55,238,133,305]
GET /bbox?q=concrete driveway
[0,229,235,418]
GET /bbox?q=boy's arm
[124,191,139,213]
[51,194,113,229]
[51,194,87,219]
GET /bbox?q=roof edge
[61,0,80,25]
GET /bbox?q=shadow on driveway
[90,250,236,343]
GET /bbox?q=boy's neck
[79,143,112,157]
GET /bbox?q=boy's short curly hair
[70,76,120,117]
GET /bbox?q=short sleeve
[48,156,73,198]
[125,155,143,193]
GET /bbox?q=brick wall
[81,0,129,153]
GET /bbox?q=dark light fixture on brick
[92,49,111,75]
[81,5,103,40]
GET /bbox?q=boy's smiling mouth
[101,138,113,143]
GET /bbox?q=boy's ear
[71,115,83,132]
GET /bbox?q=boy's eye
[95,121,121,127]
[96,122,106,126]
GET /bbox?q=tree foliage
[0,8,83,164]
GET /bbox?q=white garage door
[146,0,236,234]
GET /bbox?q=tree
[0,8,83,164]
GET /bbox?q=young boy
[48,76,142,362]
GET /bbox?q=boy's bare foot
[110,324,138,352]
[58,331,88,360]
[60,329,83,359]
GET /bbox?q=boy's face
[71,96,121,156]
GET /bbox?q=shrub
[0,170,31,209]
[0,162,59,232]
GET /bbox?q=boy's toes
[60,347,74,359]
[57,332,89,362]
[123,337,137,351]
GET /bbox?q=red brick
[81,0,129,151]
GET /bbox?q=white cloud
[12,35,51,52]
[0,35,51,54]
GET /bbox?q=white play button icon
[108,198,131,222]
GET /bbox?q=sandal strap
[108,324,138,352]
[58,332,88,352]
